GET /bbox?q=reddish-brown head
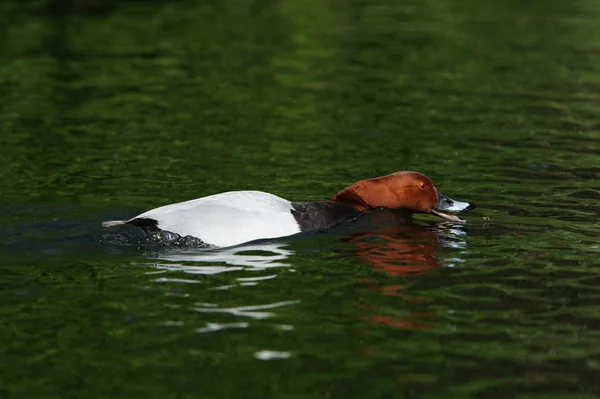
[332,171,475,222]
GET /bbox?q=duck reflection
[150,242,294,274]
[344,209,467,274]
[347,223,439,276]
[144,210,468,331]
[343,209,468,330]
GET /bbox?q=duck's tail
[102,220,127,227]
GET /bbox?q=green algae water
[2,0,600,397]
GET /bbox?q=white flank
[129,191,301,247]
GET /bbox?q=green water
[1,0,600,397]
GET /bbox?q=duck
[102,171,475,247]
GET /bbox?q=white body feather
[127,191,301,247]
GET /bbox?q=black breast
[290,201,361,232]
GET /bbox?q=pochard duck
[102,171,475,247]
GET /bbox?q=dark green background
[1,0,600,398]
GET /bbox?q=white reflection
[154,277,201,284]
[237,274,278,282]
[274,324,294,331]
[191,300,300,319]
[434,222,468,250]
[196,322,249,334]
[147,242,294,275]
[254,350,292,360]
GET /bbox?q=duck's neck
[331,178,382,211]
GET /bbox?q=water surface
[1,0,600,397]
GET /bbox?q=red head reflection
[349,224,439,277]
[345,211,440,331]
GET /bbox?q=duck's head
[332,171,476,222]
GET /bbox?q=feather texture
[124,191,300,247]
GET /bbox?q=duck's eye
[419,183,426,190]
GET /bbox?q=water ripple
[154,243,294,268]
[191,300,301,320]
[196,322,250,334]
[254,350,293,360]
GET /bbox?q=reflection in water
[195,322,249,334]
[191,300,301,320]
[149,242,295,274]
[344,211,469,330]
[142,214,468,335]
[143,242,299,340]
[349,224,439,276]
[346,211,468,276]
[254,350,293,360]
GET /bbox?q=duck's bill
[431,208,466,222]
[431,193,476,223]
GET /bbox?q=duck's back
[130,191,300,247]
